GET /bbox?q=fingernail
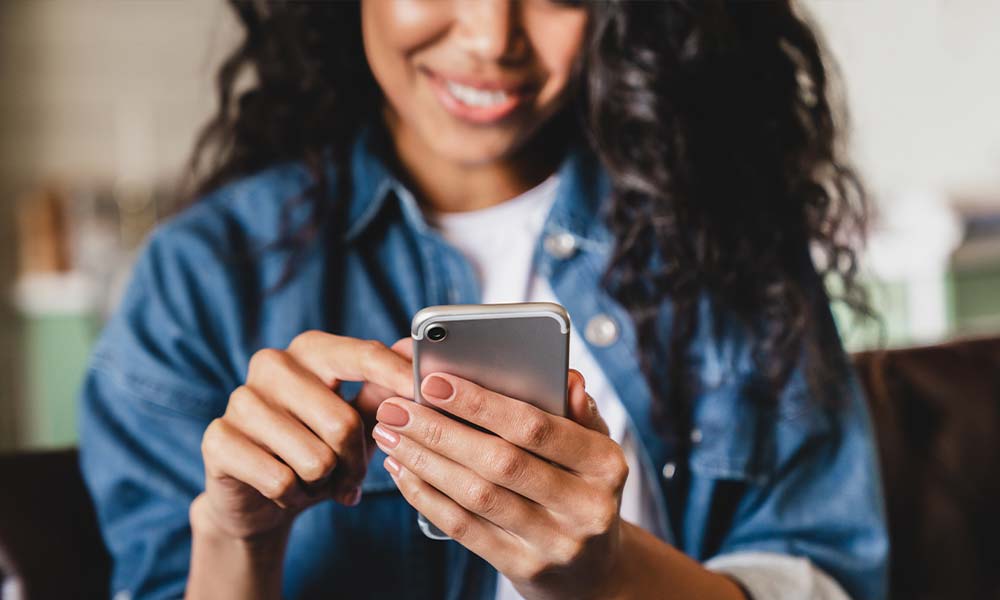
[373,424,400,448]
[422,375,454,402]
[384,455,401,476]
[377,402,410,427]
[341,486,362,506]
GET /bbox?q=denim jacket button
[544,232,577,259]
[661,462,677,480]
[585,314,618,346]
[690,428,703,444]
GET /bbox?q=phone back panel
[412,304,569,416]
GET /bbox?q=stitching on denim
[90,353,222,419]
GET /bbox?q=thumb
[567,369,609,436]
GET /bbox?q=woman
[79,1,888,599]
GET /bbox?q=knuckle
[550,535,586,568]
[359,339,387,377]
[442,511,472,542]
[363,338,388,354]
[263,468,296,501]
[318,414,347,443]
[410,448,431,473]
[602,450,629,490]
[464,387,488,419]
[511,559,535,581]
[340,409,364,436]
[200,419,226,458]
[299,461,325,484]
[465,480,501,515]
[226,386,259,419]
[322,409,361,443]
[519,414,553,449]
[302,446,336,483]
[586,499,619,535]
[489,447,527,485]
[248,348,288,378]
[288,329,323,353]
[421,418,446,448]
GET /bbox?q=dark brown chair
[854,336,1000,600]
[0,449,109,599]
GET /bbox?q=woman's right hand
[193,332,414,541]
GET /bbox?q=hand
[373,369,630,600]
[194,333,414,542]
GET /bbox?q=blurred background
[1,0,999,451]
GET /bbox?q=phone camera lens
[427,325,447,342]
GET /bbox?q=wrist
[598,521,748,600]
[187,495,289,600]
[189,494,290,563]
[591,521,634,600]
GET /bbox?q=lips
[424,68,534,125]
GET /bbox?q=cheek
[366,0,448,48]
[527,14,588,106]
[361,0,449,101]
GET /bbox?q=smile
[426,69,531,125]
[444,80,512,108]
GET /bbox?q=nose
[454,0,525,62]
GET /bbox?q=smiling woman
[362,0,588,212]
[78,1,887,599]
[364,0,584,141]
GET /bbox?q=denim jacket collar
[340,124,614,250]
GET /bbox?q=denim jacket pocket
[687,379,776,485]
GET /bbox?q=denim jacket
[78,129,888,600]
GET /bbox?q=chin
[427,128,527,167]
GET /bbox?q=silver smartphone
[410,302,571,540]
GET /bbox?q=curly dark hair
[188,0,871,447]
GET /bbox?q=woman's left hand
[373,359,630,600]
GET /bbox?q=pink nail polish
[384,455,401,475]
[377,401,410,427]
[422,375,454,402]
[373,424,400,448]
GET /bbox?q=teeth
[444,80,511,107]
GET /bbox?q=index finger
[287,331,414,399]
[418,372,614,472]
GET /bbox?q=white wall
[804,0,1000,205]
[0,0,238,187]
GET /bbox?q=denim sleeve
[680,301,889,600]
[78,220,238,600]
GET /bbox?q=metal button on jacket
[544,232,577,259]
[661,462,677,480]
[585,314,619,347]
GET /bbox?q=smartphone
[410,302,571,540]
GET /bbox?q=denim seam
[89,353,222,420]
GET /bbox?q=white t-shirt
[427,175,849,600]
